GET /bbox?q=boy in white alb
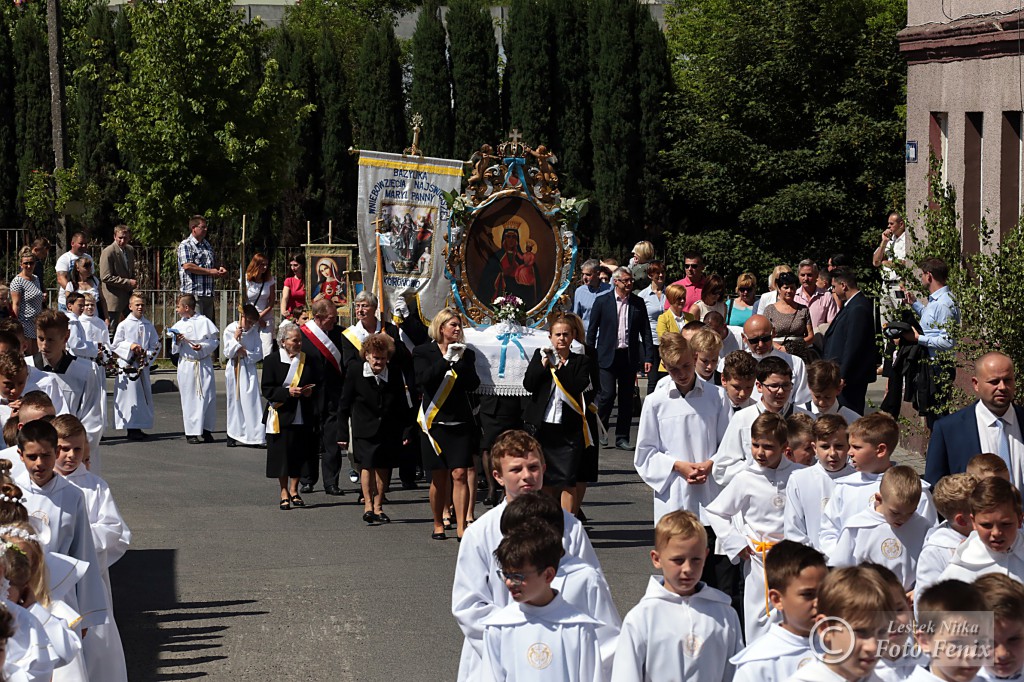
[481,520,603,682]
[802,360,861,423]
[721,351,758,413]
[975,574,1024,682]
[939,477,1024,583]
[53,414,130,682]
[0,331,68,419]
[112,294,160,441]
[916,473,976,595]
[27,310,104,471]
[0,391,55,481]
[66,292,109,430]
[819,413,936,554]
[170,294,219,444]
[453,430,601,682]
[785,414,852,549]
[705,412,804,642]
[613,511,742,682]
[732,541,828,682]
[832,465,932,591]
[714,356,810,487]
[222,304,265,447]
[785,566,894,682]
[15,420,109,639]
[634,332,731,525]
[861,564,920,682]
[907,581,989,682]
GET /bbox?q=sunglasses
[746,334,773,345]
[738,287,752,293]
[684,264,701,270]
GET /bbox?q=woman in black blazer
[262,323,316,510]
[337,333,414,525]
[565,312,602,521]
[522,312,595,513]
[413,308,480,540]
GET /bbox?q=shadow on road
[112,549,268,680]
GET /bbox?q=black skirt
[421,422,477,471]
[478,395,525,451]
[538,422,583,488]
[266,424,313,478]
[353,432,399,470]
[576,409,601,483]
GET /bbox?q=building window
[963,112,983,254]
[930,112,948,183]
[1001,112,1022,238]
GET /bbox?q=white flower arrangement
[492,295,525,324]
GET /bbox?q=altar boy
[222,304,265,447]
[112,293,160,441]
[170,294,219,444]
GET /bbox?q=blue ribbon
[496,331,527,378]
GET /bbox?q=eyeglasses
[20,261,33,267]
[616,277,634,283]
[738,287,752,293]
[495,568,538,586]
[746,334,773,345]
[761,382,794,392]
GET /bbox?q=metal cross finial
[509,128,522,146]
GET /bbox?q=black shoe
[226,437,237,448]
[202,430,215,443]
[348,469,359,484]
[376,512,391,523]
[290,495,305,508]
[363,511,376,524]
[127,429,148,441]
[299,484,314,494]
[186,436,201,445]
[325,486,344,496]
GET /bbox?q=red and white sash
[301,320,342,374]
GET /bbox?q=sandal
[442,517,454,531]
[290,495,305,508]
[279,498,291,511]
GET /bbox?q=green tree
[12,3,53,226]
[589,0,640,252]
[551,0,592,196]
[663,0,906,267]
[0,8,18,228]
[409,0,453,158]
[505,0,553,146]
[352,21,405,152]
[447,0,500,159]
[635,6,672,238]
[106,0,308,245]
[74,3,122,238]
[317,31,355,240]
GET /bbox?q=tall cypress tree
[75,3,122,238]
[12,3,53,223]
[589,0,640,251]
[0,9,18,228]
[447,0,499,159]
[352,21,405,153]
[552,0,592,196]
[410,0,453,158]
[635,6,671,238]
[318,31,355,240]
[505,0,553,147]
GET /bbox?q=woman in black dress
[337,333,413,524]
[413,308,480,540]
[262,323,316,510]
[522,311,595,513]
[564,312,602,521]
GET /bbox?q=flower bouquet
[492,295,525,326]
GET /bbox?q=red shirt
[666,275,705,313]
[283,275,306,316]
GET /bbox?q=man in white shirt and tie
[926,351,1024,485]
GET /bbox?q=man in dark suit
[298,299,347,496]
[925,351,1024,485]
[586,266,654,449]
[822,267,876,414]
[99,225,137,327]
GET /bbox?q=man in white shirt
[741,315,811,405]
[872,210,907,317]
[926,351,1024,486]
[55,232,87,311]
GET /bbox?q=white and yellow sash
[417,367,458,455]
[550,367,594,448]
[266,351,305,435]
[341,320,380,355]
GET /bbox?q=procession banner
[357,151,464,321]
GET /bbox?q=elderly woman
[764,271,814,347]
[727,272,758,326]
[629,240,656,290]
[262,322,316,510]
[243,253,277,357]
[413,308,481,540]
[66,254,107,321]
[637,262,667,394]
[337,333,414,524]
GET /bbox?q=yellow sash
[751,537,777,618]
[342,327,363,354]
[267,352,305,435]
[417,368,458,455]
[550,367,594,448]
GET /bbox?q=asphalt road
[107,369,657,681]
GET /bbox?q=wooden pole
[45,0,68,250]
[328,220,333,245]
[307,220,311,245]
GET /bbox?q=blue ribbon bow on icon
[496,330,527,379]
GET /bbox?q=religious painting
[305,244,356,324]
[377,203,438,278]
[464,195,558,316]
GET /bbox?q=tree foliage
[550,0,592,197]
[352,21,405,153]
[635,7,671,238]
[106,0,308,245]
[12,3,52,226]
[663,0,906,269]
[0,8,17,228]
[409,0,453,158]
[318,31,355,239]
[447,0,500,160]
[505,0,553,146]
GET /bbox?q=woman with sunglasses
[10,246,44,353]
[279,253,306,323]
[726,272,758,326]
[66,254,108,322]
